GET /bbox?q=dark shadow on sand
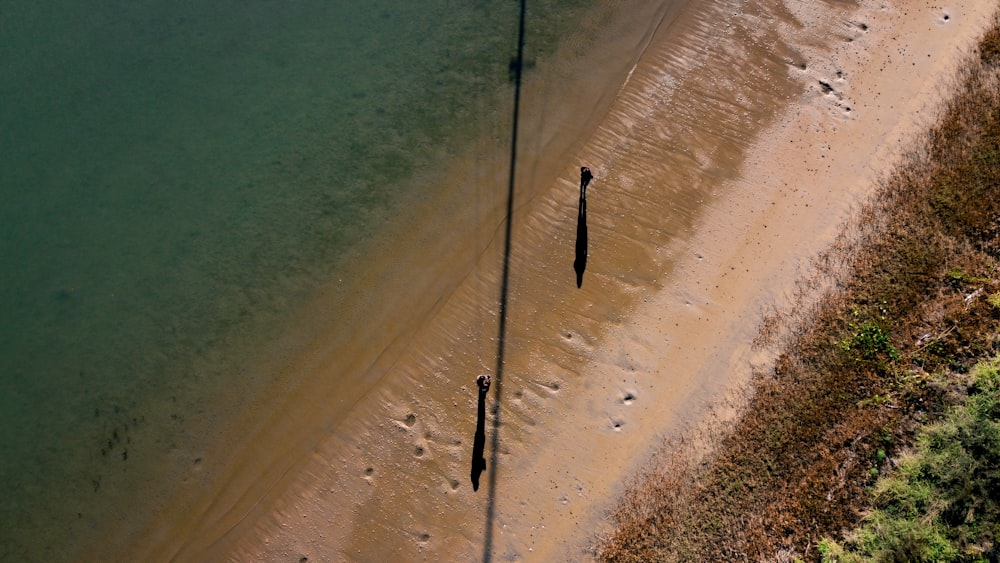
[574,195,588,288]
[471,388,487,491]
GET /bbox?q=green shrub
[841,321,900,362]
[820,358,1000,562]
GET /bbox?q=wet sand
[117,1,996,561]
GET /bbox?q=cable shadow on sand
[476,0,525,561]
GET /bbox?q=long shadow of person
[471,374,490,491]
[574,194,588,288]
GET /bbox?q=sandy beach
[110,1,998,561]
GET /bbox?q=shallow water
[0,1,620,559]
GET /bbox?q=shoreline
[112,1,997,561]
[101,2,684,560]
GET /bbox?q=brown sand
[122,1,997,561]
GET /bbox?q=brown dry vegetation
[598,13,1000,562]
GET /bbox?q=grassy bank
[818,356,1000,561]
[598,11,1000,562]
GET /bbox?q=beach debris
[965,287,984,306]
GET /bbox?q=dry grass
[598,12,1000,562]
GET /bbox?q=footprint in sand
[393,413,417,432]
[610,416,626,431]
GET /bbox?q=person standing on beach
[476,374,491,393]
[580,166,593,198]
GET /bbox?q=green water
[0,1,616,559]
